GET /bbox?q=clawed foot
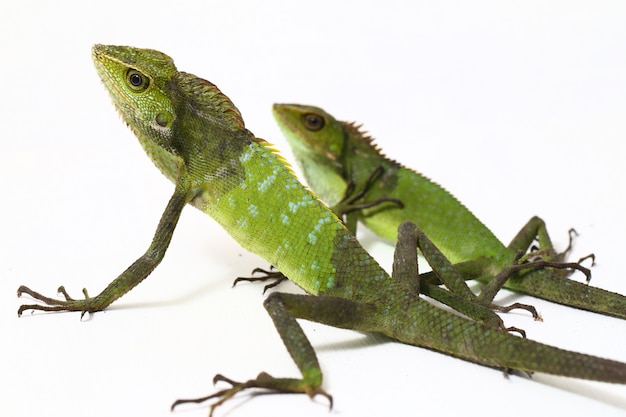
[492,301,543,322]
[333,166,404,218]
[232,267,288,293]
[527,228,596,283]
[478,252,594,322]
[512,246,593,283]
[526,258,592,283]
[17,285,100,318]
[171,372,332,417]
[576,254,596,281]
[503,326,527,338]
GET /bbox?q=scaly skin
[16,47,626,416]
[273,103,626,319]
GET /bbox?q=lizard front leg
[332,166,403,233]
[17,176,192,317]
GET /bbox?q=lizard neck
[340,121,402,183]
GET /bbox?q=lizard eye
[126,69,150,92]
[302,113,325,132]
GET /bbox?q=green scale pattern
[207,140,371,295]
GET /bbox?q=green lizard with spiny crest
[16,46,626,416]
[273,103,626,320]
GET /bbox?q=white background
[2,1,626,416]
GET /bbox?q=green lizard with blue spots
[17,45,626,416]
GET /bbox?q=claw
[171,374,244,417]
[504,326,527,338]
[17,285,96,318]
[492,301,543,322]
[171,372,332,416]
[514,257,593,283]
[232,267,288,293]
[578,253,596,266]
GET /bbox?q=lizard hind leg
[392,221,537,328]
[507,216,595,269]
[173,292,379,415]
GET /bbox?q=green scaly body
[273,103,626,319]
[16,46,626,416]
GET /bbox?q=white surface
[2,1,626,416]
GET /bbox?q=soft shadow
[314,332,391,353]
[531,373,626,411]
[107,280,223,311]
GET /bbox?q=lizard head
[272,104,345,167]
[92,44,189,184]
[92,44,177,148]
[92,44,250,199]
[273,103,349,206]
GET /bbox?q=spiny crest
[342,120,469,212]
[178,72,245,131]
[342,121,394,163]
[253,136,333,210]
[253,137,298,178]
[343,121,376,145]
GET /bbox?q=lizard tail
[393,302,626,383]
[505,271,626,320]
[505,335,626,383]
[460,322,626,383]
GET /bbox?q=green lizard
[17,46,626,416]
[273,103,626,320]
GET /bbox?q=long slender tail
[504,270,626,320]
[460,320,626,383]
[397,301,626,383]
[504,334,626,383]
